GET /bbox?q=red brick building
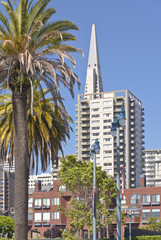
[28,180,73,238]
[28,175,161,239]
[122,175,161,230]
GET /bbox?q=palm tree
[0,0,82,239]
[0,84,72,173]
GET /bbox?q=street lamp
[90,138,100,240]
[127,211,133,240]
[110,105,126,240]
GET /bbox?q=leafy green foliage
[0,84,72,172]
[128,236,161,240]
[0,216,14,238]
[58,155,117,236]
[140,217,161,231]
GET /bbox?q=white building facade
[76,24,145,188]
[143,149,161,187]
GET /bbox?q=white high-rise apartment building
[76,24,145,188]
[143,149,161,187]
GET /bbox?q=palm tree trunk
[12,90,29,240]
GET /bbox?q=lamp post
[110,106,125,240]
[127,211,133,240]
[90,138,100,240]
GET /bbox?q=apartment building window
[52,197,59,205]
[103,144,112,149]
[142,210,150,220]
[91,120,100,124]
[103,100,112,105]
[103,107,112,111]
[52,212,60,220]
[152,209,160,219]
[91,133,99,136]
[91,108,100,112]
[152,194,160,204]
[28,198,33,208]
[103,126,111,129]
[28,213,33,221]
[35,199,41,207]
[103,138,111,142]
[91,102,99,106]
[34,213,41,222]
[43,212,50,222]
[43,198,50,207]
[103,119,112,123]
[103,150,112,154]
[131,194,140,204]
[103,157,111,161]
[92,127,100,130]
[142,195,150,205]
[91,114,100,118]
[103,163,112,166]
[103,113,112,117]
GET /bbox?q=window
[103,157,111,161]
[52,212,60,220]
[142,210,150,220]
[131,194,140,204]
[91,133,99,136]
[28,198,33,208]
[103,138,111,142]
[35,199,41,206]
[91,102,99,106]
[142,195,150,203]
[58,185,66,192]
[43,198,50,207]
[103,100,112,105]
[103,107,112,111]
[103,144,112,149]
[52,198,59,205]
[152,209,160,219]
[152,194,160,203]
[43,212,50,222]
[91,108,100,112]
[121,196,126,205]
[91,120,100,124]
[91,114,100,118]
[103,163,112,166]
[28,213,33,221]
[103,126,111,129]
[92,127,100,130]
[103,150,112,154]
[34,213,41,222]
[103,119,112,123]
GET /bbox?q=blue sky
[1,0,161,173]
[51,0,161,157]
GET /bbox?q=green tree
[140,217,161,231]
[0,0,82,239]
[0,216,14,238]
[58,155,117,238]
[0,83,72,173]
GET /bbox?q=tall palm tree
[0,0,82,239]
[0,84,72,173]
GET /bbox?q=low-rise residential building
[122,175,161,230]
[28,180,73,238]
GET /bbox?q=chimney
[140,174,146,188]
[35,180,41,192]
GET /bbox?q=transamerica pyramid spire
[85,24,103,94]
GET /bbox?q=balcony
[34,206,42,210]
[43,222,50,227]
[34,222,42,227]
[42,205,50,209]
